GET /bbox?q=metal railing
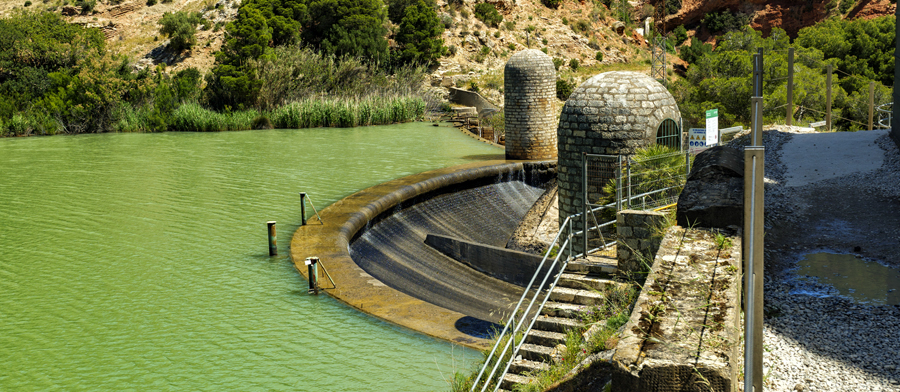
[877,102,892,129]
[469,215,587,392]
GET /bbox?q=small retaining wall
[424,234,560,288]
[613,226,742,392]
[616,209,667,278]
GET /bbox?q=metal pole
[582,153,588,257]
[743,146,765,392]
[868,81,875,131]
[751,97,764,146]
[826,64,833,132]
[786,48,794,126]
[753,50,763,97]
[615,155,622,212]
[626,160,632,209]
[299,192,308,226]
[267,221,277,256]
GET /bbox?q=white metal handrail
[470,217,576,392]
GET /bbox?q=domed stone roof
[558,71,681,157]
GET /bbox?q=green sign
[706,109,718,119]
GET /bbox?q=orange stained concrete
[290,160,538,350]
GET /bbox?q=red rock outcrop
[661,0,894,39]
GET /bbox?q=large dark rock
[677,146,743,229]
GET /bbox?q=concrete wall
[613,226,742,392]
[448,87,500,115]
[424,234,561,288]
[504,49,558,160]
[616,210,667,278]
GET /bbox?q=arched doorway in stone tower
[655,118,681,149]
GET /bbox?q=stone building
[504,49,557,160]
[556,71,681,249]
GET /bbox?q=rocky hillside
[0,0,893,94]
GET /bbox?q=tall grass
[169,103,258,132]
[271,95,426,129]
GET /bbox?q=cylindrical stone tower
[504,49,557,160]
[557,71,681,249]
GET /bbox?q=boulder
[676,146,743,229]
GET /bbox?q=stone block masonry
[557,71,681,249]
[505,49,557,160]
[616,209,667,278]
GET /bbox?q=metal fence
[580,150,690,255]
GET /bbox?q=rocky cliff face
[665,0,895,38]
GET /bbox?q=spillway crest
[349,173,546,323]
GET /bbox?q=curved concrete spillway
[290,161,554,348]
[351,173,545,324]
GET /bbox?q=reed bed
[170,103,258,132]
[271,95,426,129]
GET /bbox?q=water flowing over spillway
[350,175,546,324]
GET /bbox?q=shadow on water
[455,316,502,340]
[792,252,900,305]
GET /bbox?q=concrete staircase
[497,256,619,392]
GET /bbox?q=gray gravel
[728,127,900,391]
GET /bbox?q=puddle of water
[794,252,900,305]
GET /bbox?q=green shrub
[561,17,568,25]
[556,78,574,100]
[552,57,564,70]
[252,115,273,129]
[158,11,202,52]
[672,24,688,45]
[595,51,603,61]
[542,38,548,45]
[504,20,515,30]
[469,81,480,93]
[473,2,502,27]
[508,42,516,50]
[569,58,579,70]
[146,0,156,6]
[24,1,32,6]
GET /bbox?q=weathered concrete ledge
[290,160,555,350]
[613,226,742,392]
[424,233,560,288]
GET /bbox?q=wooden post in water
[306,257,319,294]
[299,192,308,226]
[267,221,277,256]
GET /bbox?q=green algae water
[0,123,500,391]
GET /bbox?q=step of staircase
[549,286,605,305]
[541,301,587,318]
[567,255,617,276]
[509,358,549,375]
[533,315,582,333]
[558,273,621,291]
[500,372,530,391]
[525,329,567,347]
[519,343,554,362]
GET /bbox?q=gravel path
[729,127,900,392]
